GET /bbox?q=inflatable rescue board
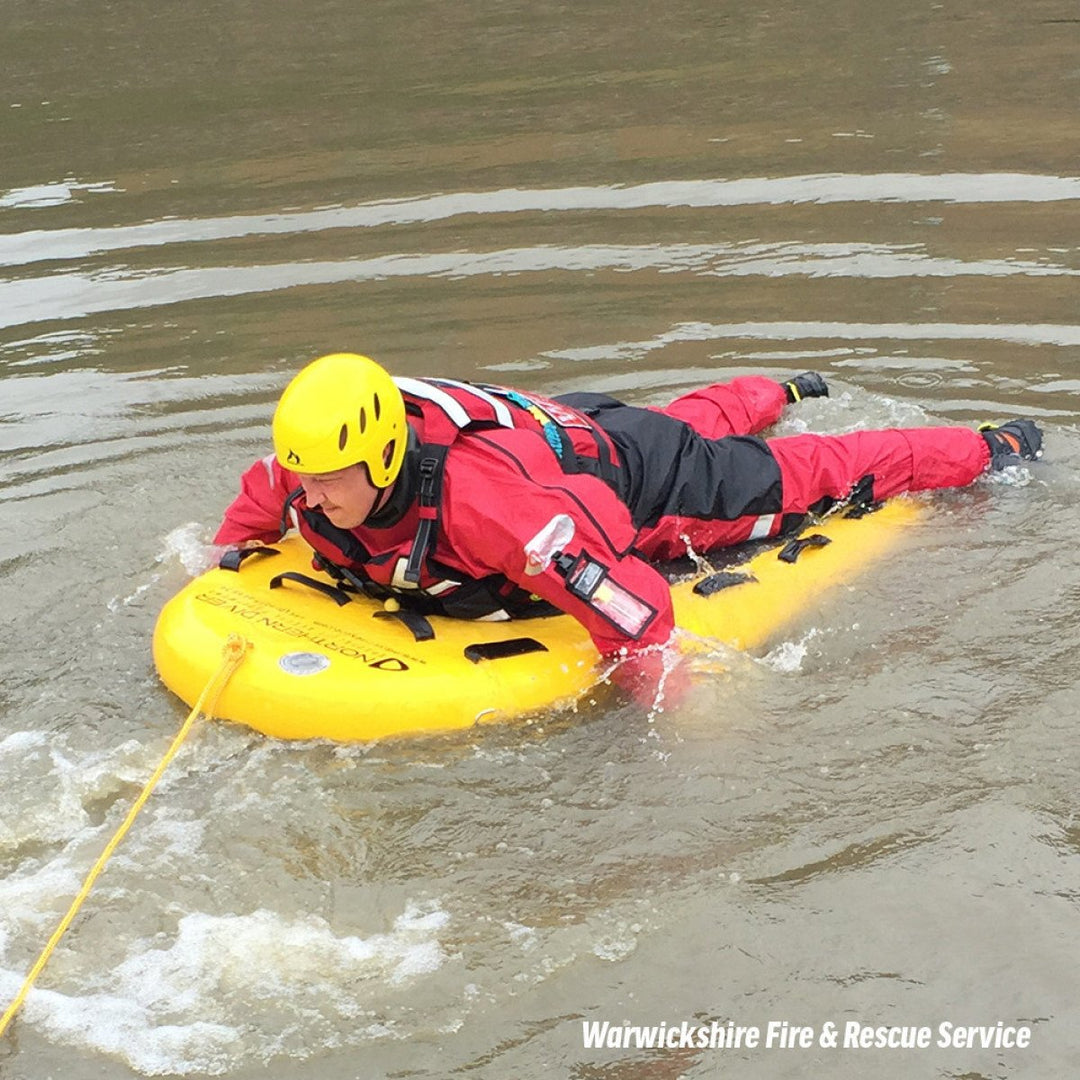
[153,499,923,741]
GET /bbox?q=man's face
[296,463,383,529]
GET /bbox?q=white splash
[0,733,148,856]
[8,902,450,1075]
[106,522,218,611]
[981,463,1036,488]
[761,629,821,673]
[160,521,224,577]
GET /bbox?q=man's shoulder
[447,423,546,465]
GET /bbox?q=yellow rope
[0,634,251,1040]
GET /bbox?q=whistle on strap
[554,551,658,639]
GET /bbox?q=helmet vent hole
[382,440,396,467]
[359,407,367,434]
[373,394,381,421]
[338,423,349,451]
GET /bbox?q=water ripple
[714,320,1080,348]
[2,172,1078,268]
[1,242,1076,330]
[545,319,1080,361]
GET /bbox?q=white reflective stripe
[393,376,471,428]
[429,378,514,427]
[390,556,421,590]
[423,579,459,596]
[475,609,512,622]
[287,506,300,532]
[261,453,277,488]
[749,513,776,540]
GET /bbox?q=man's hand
[781,372,829,403]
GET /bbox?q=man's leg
[636,425,994,560]
[769,425,990,511]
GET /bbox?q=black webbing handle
[219,546,280,571]
[269,572,353,606]
[373,608,436,642]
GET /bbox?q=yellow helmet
[272,353,407,486]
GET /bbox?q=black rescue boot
[781,372,829,404]
[979,419,1044,469]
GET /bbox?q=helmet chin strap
[369,479,395,518]
[362,426,419,529]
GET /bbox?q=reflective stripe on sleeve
[749,513,776,540]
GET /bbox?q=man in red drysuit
[216,353,1043,688]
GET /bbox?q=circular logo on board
[278,652,330,676]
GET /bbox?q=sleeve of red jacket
[214,454,295,545]
[439,430,675,657]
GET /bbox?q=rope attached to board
[0,633,251,1040]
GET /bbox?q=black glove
[781,372,829,404]
[979,419,1043,468]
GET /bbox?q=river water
[2,1,1079,1077]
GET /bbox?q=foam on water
[3,902,450,1075]
[0,858,86,938]
[0,732,154,856]
[0,732,210,1011]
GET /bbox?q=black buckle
[777,534,831,564]
[418,455,441,504]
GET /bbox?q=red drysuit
[216,376,990,658]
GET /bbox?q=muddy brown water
[2,1,1079,1077]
